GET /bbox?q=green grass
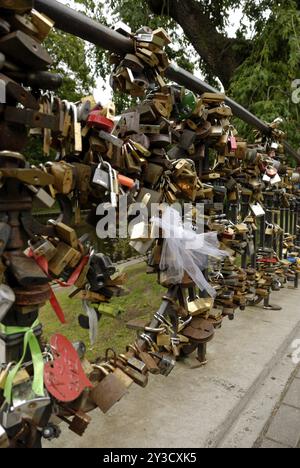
[40,263,164,361]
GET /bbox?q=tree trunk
[146,0,251,89]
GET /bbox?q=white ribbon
[152,207,228,297]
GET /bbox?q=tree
[44,29,95,102]
[88,0,300,147]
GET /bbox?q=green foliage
[44,29,95,102]
[230,0,300,148]
[27,0,300,154]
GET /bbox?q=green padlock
[97,303,125,319]
[177,89,197,120]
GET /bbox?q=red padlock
[44,334,92,403]
[87,110,114,133]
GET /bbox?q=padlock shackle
[34,0,300,163]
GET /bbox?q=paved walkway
[255,364,300,448]
[46,287,300,449]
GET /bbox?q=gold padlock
[187,297,213,316]
[47,161,74,194]
[48,242,80,276]
[53,222,78,249]
[31,9,54,42]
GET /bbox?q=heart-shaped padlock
[44,334,92,403]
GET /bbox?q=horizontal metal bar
[35,0,300,163]
[34,0,133,56]
[166,64,270,134]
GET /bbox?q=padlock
[118,354,148,375]
[99,130,123,148]
[48,242,81,277]
[156,333,171,347]
[30,238,57,261]
[47,161,74,194]
[142,163,164,187]
[187,297,213,316]
[51,221,78,249]
[90,365,127,413]
[114,111,140,136]
[0,364,13,390]
[61,100,72,137]
[0,30,52,70]
[70,103,82,153]
[87,109,114,133]
[130,344,160,375]
[124,146,142,174]
[93,162,110,190]
[209,125,223,138]
[30,9,54,41]
[149,352,176,377]
[2,380,51,430]
[8,13,39,39]
[74,262,90,289]
[202,92,226,103]
[93,161,119,207]
[4,106,58,130]
[68,410,91,437]
[179,129,196,150]
[265,224,274,236]
[0,73,39,110]
[73,163,92,194]
[113,359,149,388]
[25,184,55,208]
[101,363,134,389]
[8,254,48,287]
[0,285,15,322]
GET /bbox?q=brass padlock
[265,224,274,236]
[30,9,54,42]
[52,222,78,249]
[47,161,74,194]
[90,365,127,414]
[48,242,80,277]
[187,297,213,316]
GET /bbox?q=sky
[57,0,245,101]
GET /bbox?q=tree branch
[146,0,252,88]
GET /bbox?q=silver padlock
[93,161,119,208]
[93,163,110,190]
[109,164,119,208]
[26,184,56,208]
[99,130,123,148]
[1,380,51,429]
[31,238,57,261]
[0,285,15,323]
[77,100,91,122]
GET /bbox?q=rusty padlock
[90,364,127,414]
